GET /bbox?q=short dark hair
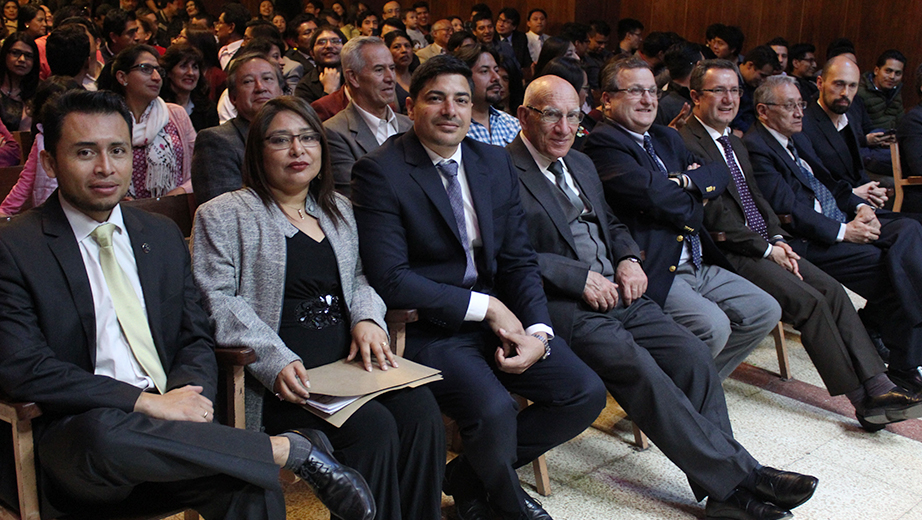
[245,36,285,59]
[220,3,251,37]
[471,11,492,27]
[470,3,491,19]
[641,31,675,57]
[185,27,221,69]
[58,16,101,41]
[789,43,815,62]
[876,49,907,68]
[588,20,610,37]
[409,53,473,100]
[102,8,135,44]
[526,9,546,21]
[355,10,376,27]
[715,25,744,55]
[497,7,519,27]
[47,26,91,77]
[381,17,406,33]
[537,56,584,94]
[744,45,781,71]
[226,50,284,96]
[560,23,589,45]
[446,30,474,53]
[31,75,83,135]
[534,36,572,76]
[110,44,161,96]
[42,90,133,158]
[52,6,88,30]
[766,37,789,49]
[453,42,498,70]
[287,13,316,39]
[600,56,651,92]
[305,0,324,11]
[665,41,703,80]
[412,1,429,10]
[242,96,343,224]
[616,18,643,41]
[826,38,855,59]
[689,58,738,92]
[246,19,282,40]
[308,25,346,50]
[705,23,724,41]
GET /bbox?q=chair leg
[532,455,551,497]
[772,322,792,380]
[631,422,649,450]
[12,416,40,520]
[225,365,247,429]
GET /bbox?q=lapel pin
[142,243,151,253]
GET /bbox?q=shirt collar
[520,132,558,171]
[353,100,396,129]
[421,140,462,165]
[59,193,127,243]
[817,98,849,131]
[695,116,731,142]
[763,124,791,150]
[611,121,648,147]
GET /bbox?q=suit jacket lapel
[42,194,98,363]
[686,117,747,210]
[404,129,466,244]
[566,154,614,247]
[462,140,495,263]
[346,103,380,155]
[810,104,850,173]
[757,123,814,189]
[123,208,165,360]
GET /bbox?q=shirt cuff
[525,323,554,340]
[465,291,490,321]
[762,243,773,258]
[836,223,847,242]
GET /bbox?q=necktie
[91,223,167,393]
[716,136,769,240]
[786,141,847,223]
[643,134,702,268]
[548,159,585,213]
[437,160,478,288]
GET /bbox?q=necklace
[280,203,306,220]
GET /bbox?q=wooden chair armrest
[776,214,793,224]
[903,177,922,185]
[708,231,727,242]
[214,346,257,367]
[0,396,42,422]
[385,309,418,325]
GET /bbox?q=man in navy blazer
[0,91,374,519]
[582,57,780,380]
[510,75,817,520]
[351,55,605,520]
[678,64,922,431]
[744,74,922,395]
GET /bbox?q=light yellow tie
[90,223,167,393]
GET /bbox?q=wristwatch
[532,333,551,360]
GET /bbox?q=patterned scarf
[132,97,178,198]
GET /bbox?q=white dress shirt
[218,39,243,69]
[60,196,154,391]
[354,102,401,145]
[526,31,547,63]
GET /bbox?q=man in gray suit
[324,36,412,196]
[415,19,452,63]
[510,75,817,520]
[191,52,284,203]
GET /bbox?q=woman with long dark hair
[184,25,226,102]
[0,32,38,131]
[384,30,413,113]
[159,43,218,132]
[16,3,43,38]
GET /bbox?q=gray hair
[599,56,650,92]
[753,74,798,106]
[689,58,737,92]
[226,51,286,96]
[341,36,385,74]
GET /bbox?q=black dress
[261,231,444,520]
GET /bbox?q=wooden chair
[890,141,922,212]
[122,193,197,237]
[384,310,553,497]
[0,165,25,204]
[10,133,32,166]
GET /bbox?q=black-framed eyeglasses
[607,87,658,98]
[525,105,583,126]
[9,49,34,61]
[264,132,322,150]
[130,63,165,77]
[762,101,808,112]
[700,87,742,97]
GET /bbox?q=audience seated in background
[416,18,451,62]
[615,17,643,57]
[402,7,426,49]
[193,96,443,520]
[730,45,780,136]
[216,3,249,68]
[494,7,531,72]
[789,42,818,101]
[192,51,284,203]
[101,8,140,63]
[654,40,703,128]
[294,25,345,103]
[525,8,547,64]
[896,62,922,211]
[0,32,39,132]
[159,44,219,132]
[284,14,319,71]
[706,24,743,64]
[583,19,612,103]
[456,43,521,146]
[766,37,789,73]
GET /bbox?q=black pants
[37,408,285,520]
[262,386,445,520]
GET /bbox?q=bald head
[518,76,581,159]
[818,55,860,116]
[431,19,453,47]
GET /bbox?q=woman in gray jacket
[192,96,444,520]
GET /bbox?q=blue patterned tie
[437,160,478,288]
[787,141,847,223]
[643,134,702,269]
[716,136,769,240]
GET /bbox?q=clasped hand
[485,296,545,374]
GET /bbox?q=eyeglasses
[608,87,658,98]
[265,132,322,150]
[9,49,34,61]
[700,87,742,97]
[315,37,342,46]
[525,105,583,125]
[762,101,807,112]
[130,63,165,76]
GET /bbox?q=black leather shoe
[291,429,376,520]
[522,495,553,520]
[856,412,887,433]
[889,366,922,394]
[749,466,817,510]
[454,495,494,520]
[856,387,922,425]
[444,458,493,520]
[706,489,792,520]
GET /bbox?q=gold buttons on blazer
[669,265,677,272]
[676,235,684,242]
[706,186,716,192]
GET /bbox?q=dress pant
[37,408,285,520]
[568,296,758,502]
[790,215,922,371]
[413,329,606,515]
[730,254,886,394]
[262,387,445,520]
[663,263,782,379]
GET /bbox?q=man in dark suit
[294,26,346,104]
[789,43,818,105]
[677,61,922,430]
[582,58,781,380]
[494,8,530,72]
[0,91,373,520]
[511,75,817,520]
[191,52,284,203]
[744,74,922,394]
[352,55,606,520]
[323,36,412,196]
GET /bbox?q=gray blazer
[191,117,249,204]
[324,101,412,195]
[191,188,387,429]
